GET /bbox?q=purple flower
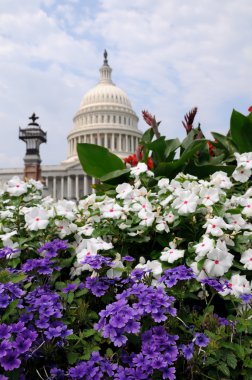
[194,333,210,347]
[180,343,194,360]
[50,367,65,379]
[0,350,21,371]
[122,256,135,262]
[159,265,195,288]
[62,283,78,293]
[84,276,112,297]
[38,239,69,258]
[240,293,252,304]
[81,254,113,270]
[0,247,20,259]
[201,278,225,292]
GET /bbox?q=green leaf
[164,138,181,160]
[211,132,237,154]
[226,352,237,369]
[230,109,252,153]
[141,128,154,144]
[67,351,80,365]
[77,143,124,179]
[147,136,167,162]
[218,362,230,377]
[2,300,19,322]
[82,329,96,338]
[100,168,130,183]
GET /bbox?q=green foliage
[77,143,125,179]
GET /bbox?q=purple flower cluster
[68,352,117,379]
[95,282,176,347]
[0,323,38,371]
[21,239,69,275]
[0,247,20,259]
[81,254,113,269]
[0,282,25,309]
[84,276,114,297]
[38,239,69,258]
[159,265,195,288]
[201,278,225,292]
[240,293,252,304]
[0,282,72,373]
[116,326,178,379]
[22,285,72,340]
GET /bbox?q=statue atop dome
[104,49,108,65]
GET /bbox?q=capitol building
[0,52,142,199]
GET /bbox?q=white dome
[64,51,142,165]
[80,83,132,110]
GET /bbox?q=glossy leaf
[147,136,166,161]
[211,131,237,154]
[164,138,181,160]
[100,168,130,184]
[230,109,252,153]
[77,143,124,179]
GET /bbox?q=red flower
[142,110,154,126]
[207,141,216,157]
[124,153,138,167]
[147,157,154,170]
[248,106,252,113]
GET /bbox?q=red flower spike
[147,157,154,170]
[182,107,198,134]
[142,110,154,126]
[248,106,252,113]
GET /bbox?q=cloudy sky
[0,0,251,168]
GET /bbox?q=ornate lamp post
[19,113,47,181]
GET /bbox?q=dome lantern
[99,49,114,84]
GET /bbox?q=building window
[114,135,118,150]
[119,116,121,124]
[101,135,105,146]
[101,115,104,123]
[95,115,98,123]
[113,115,116,123]
[107,115,110,123]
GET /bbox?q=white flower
[55,220,77,238]
[27,178,44,190]
[172,190,199,215]
[220,274,251,297]
[203,217,231,237]
[116,183,134,199]
[5,176,28,196]
[240,248,252,270]
[240,198,252,217]
[204,240,234,277]
[139,211,155,226]
[232,167,251,183]
[100,202,123,219]
[25,207,49,231]
[199,187,220,206]
[160,246,185,263]
[190,262,208,280]
[160,194,174,207]
[107,254,125,278]
[55,200,76,220]
[234,152,252,170]
[210,171,232,189]
[225,213,248,231]
[135,258,162,279]
[158,178,170,190]
[130,163,148,176]
[155,216,170,233]
[77,224,94,236]
[194,236,215,260]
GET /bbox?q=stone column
[131,136,134,152]
[112,134,115,151]
[126,135,129,152]
[104,133,108,148]
[97,133,101,146]
[75,176,79,200]
[92,177,96,194]
[53,177,57,199]
[67,176,72,199]
[119,133,122,152]
[83,175,88,196]
[61,177,64,199]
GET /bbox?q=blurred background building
[0,52,142,199]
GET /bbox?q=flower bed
[0,151,252,379]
